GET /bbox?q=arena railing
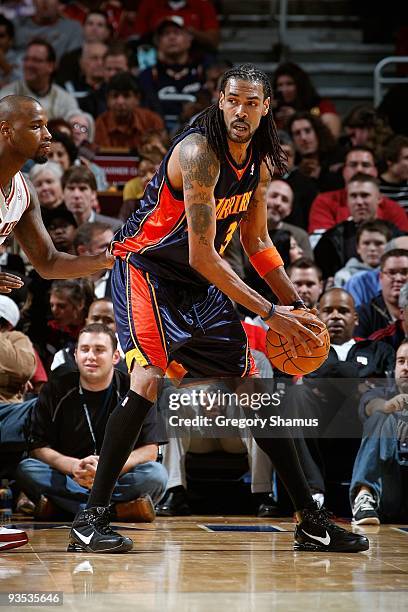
[374,56,408,106]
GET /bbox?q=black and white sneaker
[67,506,133,553]
[352,491,380,525]
[294,506,369,553]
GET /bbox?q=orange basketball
[266,309,330,375]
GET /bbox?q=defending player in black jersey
[69,64,369,554]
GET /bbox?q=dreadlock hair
[188,63,287,178]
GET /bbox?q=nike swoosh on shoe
[73,529,94,545]
[302,529,331,546]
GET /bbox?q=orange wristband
[249,247,284,278]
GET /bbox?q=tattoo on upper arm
[187,203,212,245]
[179,134,219,191]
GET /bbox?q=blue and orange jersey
[111,127,260,285]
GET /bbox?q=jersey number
[0,221,18,238]
[219,221,238,255]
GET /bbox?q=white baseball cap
[0,295,20,328]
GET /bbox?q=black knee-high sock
[240,381,315,512]
[252,434,314,512]
[86,390,153,508]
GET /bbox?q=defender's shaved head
[0,96,50,164]
[0,95,42,121]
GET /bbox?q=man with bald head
[0,95,113,294]
[286,287,395,509]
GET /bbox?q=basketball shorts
[111,256,257,377]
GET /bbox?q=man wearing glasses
[355,248,408,337]
[66,110,95,155]
[0,38,78,120]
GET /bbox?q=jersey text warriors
[111,128,260,285]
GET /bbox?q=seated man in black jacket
[16,323,168,521]
[286,288,395,509]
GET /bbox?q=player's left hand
[266,306,324,358]
[294,309,327,335]
[0,272,24,293]
[101,249,115,270]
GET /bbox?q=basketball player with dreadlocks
[68,65,369,554]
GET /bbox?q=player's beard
[227,121,253,144]
[228,131,252,144]
[32,153,48,164]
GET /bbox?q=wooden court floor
[1,516,407,611]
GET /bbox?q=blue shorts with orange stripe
[111,256,257,377]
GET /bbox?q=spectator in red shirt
[94,72,166,152]
[62,1,92,24]
[134,0,220,52]
[314,174,405,279]
[309,146,408,235]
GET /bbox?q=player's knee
[130,365,163,402]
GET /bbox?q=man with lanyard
[16,323,168,521]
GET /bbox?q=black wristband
[261,304,276,321]
[291,300,307,309]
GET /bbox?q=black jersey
[111,127,260,285]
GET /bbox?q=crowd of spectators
[0,0,407,524]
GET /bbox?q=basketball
[266,309,330,375]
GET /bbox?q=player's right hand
[266,305,324,359]
[0,272,24,293]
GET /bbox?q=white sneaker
[0,526,29,550]
[352,491,380,525]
